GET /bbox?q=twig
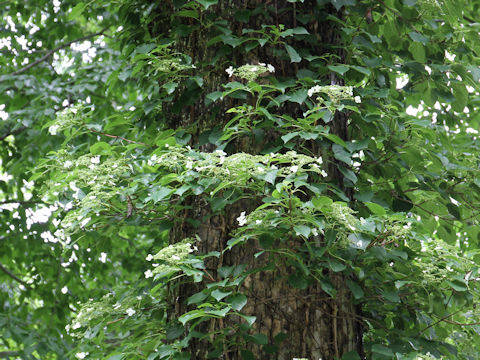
[0,262,30,288]
[0,200,45,206]
[3,28,108,79]
[86,126,151,147]
[417,308,463,336]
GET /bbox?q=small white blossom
[308,85,322,97]
[191,64,197,69]
[148,154,157,166]
[316,157,323,165]
[72,322,81,330]
[250,66,258,72]
[354,96,361,103]
[144,269,153,278]
[186,161,193,170]
[290,165,299,173]
[257,167,265,173]
[267,64,275,73]
[171,255,181,260]
[320,170,328,177]
[312,228,318,236]
[219,156,225,165]
[255,220,262,225]
[75,352,88,359]
[146,254,153,261]
[225,66,234,77]
[64,160,73,168]
[237,211,247,226]
[126,308,136,316]
[49,124,60,135]
[271,164,278,170]
[90,156,100,164]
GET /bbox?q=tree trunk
[155,1,364,358]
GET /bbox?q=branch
[0,200,45,206]
[4,28,108,79]
[0,262,30,288]
[86,126,152,147]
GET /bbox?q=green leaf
[90,142,112,155]
[292,27,309,35]
[371,344,394,357]
[408,42,426,63]
[249,333,268,345]
[328,258,346,272]
[338,166,357,184]
[350,65,371,76]
[288,89,308,104]
[328,64,350,76]
[229,293,247,311]
[197,0,218,9]
[151,186,172,203]
[264,169,278,184]
[332,144,352,164]
[348,233,371,250]
[364,202,387,216]
[163,82,178,94]
[288,272,308,289]
[323,133,347,147]
[312,196,333,209]
[211,289,232,301]
[285,44,301,63]
[347,280,364,300]
[330,0,356,10]
[294,224,311,237]
[451,83,468,112]
[187,291,209,305]
[446,280,468,292]
[281,131,300,143]
[238,313,256,326]
[68,3,86,21]
[408,31,429,45]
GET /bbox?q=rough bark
[154,1,364,358]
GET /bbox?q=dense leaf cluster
[1,0,480,359]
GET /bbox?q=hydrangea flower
[237,211,247,226]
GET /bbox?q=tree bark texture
[152,1,364,358]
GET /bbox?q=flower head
[237,211,247,226]
[225,66,234,77]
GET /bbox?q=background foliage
[1,0,480,359]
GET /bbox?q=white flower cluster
[307,85,354,104]
[237,211,247,226]
[225,63,275,81]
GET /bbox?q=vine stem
[86,126,152,147]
